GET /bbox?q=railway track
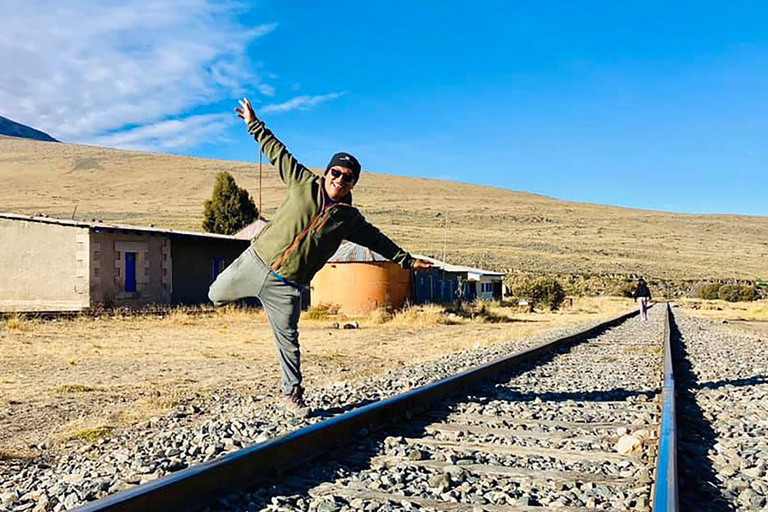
[74,305,678,512]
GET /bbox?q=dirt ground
[0,297,635,458]
[678,298,768,337]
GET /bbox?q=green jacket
[247,119,413,286]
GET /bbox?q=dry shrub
[720,284,758,302]
[443,299,515,323]
[367,307,393,325]
[57,384,96,393]
[5,314,31,331]
[693,283,721,300]
[167,309,194,325]
[610,281,636,298]
[471,299,513,322]
[515,278,566,310]
[473,299,495,314]
[210,304,264,323]
[67,426,114,443]
[388,304,458,328]
[54,416,115,444]
[56,395,175,444]
[303,303,341,321]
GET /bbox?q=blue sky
[1,1,766,215]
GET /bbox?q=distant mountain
[0,115,57,142]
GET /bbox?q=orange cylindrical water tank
[310,261,412,315]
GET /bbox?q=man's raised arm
[236,97,314,187]
[346,214,433,271]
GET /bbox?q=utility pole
[442,214,448,263]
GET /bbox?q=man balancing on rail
[209,97,432,417]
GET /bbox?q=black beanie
[326,152,361,182]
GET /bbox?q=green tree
[515,278,566,311]
[202,172,258,235]
[695,283,722,300]
[716,284,758,302]
[738,286,758,302]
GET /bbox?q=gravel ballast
[208,308,665,512]
[9,307,765,512]
[0,317,628,512]
[673,311,768,512]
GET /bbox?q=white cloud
[0,0,276,148]
[87,113,234,151]
[261,92,346,114]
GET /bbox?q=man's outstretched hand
[411,259,434,271]
[235,97,256,125]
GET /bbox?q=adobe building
[0,213,248,312]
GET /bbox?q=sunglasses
[329,168,355,184]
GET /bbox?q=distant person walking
[633,277,652,321]
[208,97,432,417]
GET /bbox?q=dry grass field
[678,299,768,337]
[0,297,633,458]
[2,136,767,280]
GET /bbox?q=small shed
[310,242,411,315]
[412,256,504,304]
[0,213,249,312]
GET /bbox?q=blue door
[125,252,137,293]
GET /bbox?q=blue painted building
[412,256,504,304]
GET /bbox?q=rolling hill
[0,116,57,142]
[1,136,766,282]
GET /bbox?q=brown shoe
[283,386,310,417]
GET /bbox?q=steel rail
[652,303,679,511]
[74,308,639,512]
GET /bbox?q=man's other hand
[235,97,256,125]
[411,259,433,271]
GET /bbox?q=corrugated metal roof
[328,241,389,262]
[0,212,242,242]
[327,242,503,276]
[234,218,269,240]
[413,254,505,277]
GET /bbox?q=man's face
[324,165,356,201]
